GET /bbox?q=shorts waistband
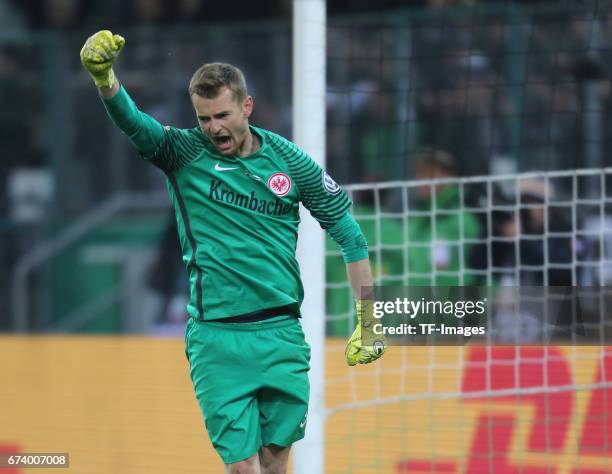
[192,315,298,331]
[199,304,298,323]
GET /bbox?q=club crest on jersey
[268,172,292,197]
[323,172,341,195]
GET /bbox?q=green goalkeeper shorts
[185,315,311,464]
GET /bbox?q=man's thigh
[257,319,311,447]
[186,319,263,464]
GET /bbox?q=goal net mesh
[324,169,612,473]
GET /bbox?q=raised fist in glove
[80,30,125,88]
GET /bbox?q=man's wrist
[99,78,120,99]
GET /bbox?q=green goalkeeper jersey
[103,87,353,321]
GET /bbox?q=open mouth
[213,135,234,154]
[214,135,232,148]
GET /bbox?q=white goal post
[293,0,327,473]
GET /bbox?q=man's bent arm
[342,236,386,366]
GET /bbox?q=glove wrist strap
[93,68,116,89]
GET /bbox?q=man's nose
[209,120,221,134]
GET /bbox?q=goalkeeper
[80,31,385,473]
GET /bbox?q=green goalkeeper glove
[345,300,386,366]
[80,30,125,88]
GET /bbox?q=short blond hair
[414,148,457,175]
[188,63,247,102]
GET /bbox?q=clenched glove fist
[80,30,125,88]
[345,300,386,366]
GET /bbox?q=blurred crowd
[2,0,291,31]
[3,1,611,206]
[328,6,612,183]
[1,0,559,33]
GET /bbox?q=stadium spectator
[326,76,381,183]
[358,86,403,182]
[470,178,578,286]
[337,77,403,183]
[505,179,575,286]
[481,179,585,343]
[406,149,481,285]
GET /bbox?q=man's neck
[238,128,260,157]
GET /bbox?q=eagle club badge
[268,172,292,197]
[323,171,341,195]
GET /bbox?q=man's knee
[259,445,290,474]
[226,453,260,474]
[260,460,286,474]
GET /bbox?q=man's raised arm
[80,30,164,157]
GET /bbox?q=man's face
[414,162,452,200]
[191,86,253,156]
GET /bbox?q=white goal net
[322,168,612,473]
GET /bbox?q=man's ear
[243,96,254,118]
